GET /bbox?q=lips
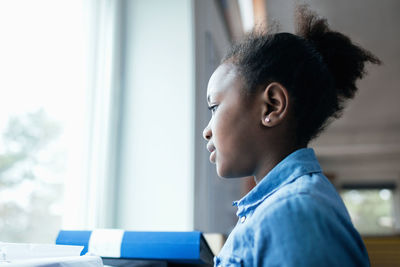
[206,143,216,163]
[210,150,216,163]
[207,142,215,153]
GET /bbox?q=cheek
[212,116,248,175]
[211,109,258,177]
[211,113,233,153]
[212,109,250,153]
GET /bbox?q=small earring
[265,117,270,123]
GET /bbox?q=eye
[208,105,218,115]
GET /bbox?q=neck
[253,143,306,184]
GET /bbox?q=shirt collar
[233,148,322,217]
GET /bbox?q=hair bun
[295,5,381,100]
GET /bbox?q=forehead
[207,63,242,101]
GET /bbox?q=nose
[203,123,212,141]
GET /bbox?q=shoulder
[253,173,352,239]
[249,174,369,266]
[257,172,348,220]
[254,188,334,238]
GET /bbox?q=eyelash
[208,105,218,114]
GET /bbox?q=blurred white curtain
[63,0,123,229]
[85,0,124,229]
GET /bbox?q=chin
[216,162,248,179]
[216,168,230,178]
[215,162,229,178]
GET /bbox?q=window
[0,0,91,243]
[341,186,396,235]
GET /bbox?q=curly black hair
[223,5,381,145]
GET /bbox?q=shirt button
[240,216,246,223]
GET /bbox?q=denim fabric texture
[214,148,370,267]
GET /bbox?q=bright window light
[238,0,255,33]
[0,0,89,243]
[341,188,395,235]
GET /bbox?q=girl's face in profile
[203,63,261,178]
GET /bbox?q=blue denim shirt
[214,148,369,266]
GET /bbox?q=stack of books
[55,230,214,266]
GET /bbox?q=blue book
[56,230,214,265]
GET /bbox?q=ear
[260,82,290,127]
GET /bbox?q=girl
[203,6,380,267]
